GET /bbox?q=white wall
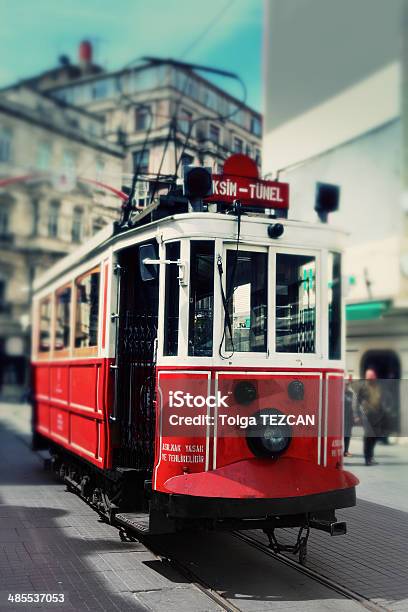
[263,0,403,173]
[278,120,403,302]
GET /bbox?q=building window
[0,280,6,312]
[250,116,262,137]
[132,149,150,174]
[37,142,52,170]
[95,158,104,181]
[55,285,71,353]
[135,181,150,208]
[179,109,193,134]
[75,267,100,351]
[38,295,51,354]
[255,148,261,166]
[91,79,108,100]
[135,105,150,131]
[0,202,10,237]
[0,127,12,162]
[31,199,39,237]
[92,217,106,234]
[71,207,83,243]
[62,150,77,185]
[233,137,243,154]
[48,200,60,238]
[209,124,220,144]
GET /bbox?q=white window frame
[221,242,269,359]
[272,246,322,364]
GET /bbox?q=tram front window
[163,241,180,356]
[276,254,316,353]
[328,252,341,359]
[188,241,214,356]
[226,250,267,352]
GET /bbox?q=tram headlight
[288,380,304,401]
[234,380,257,405]
[246,409,291,458]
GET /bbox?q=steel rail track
[232,531,390,612]
[39,452,389,612]
[132,534,242,612]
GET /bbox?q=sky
[0,0,263,110]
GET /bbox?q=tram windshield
[188,241,215,356]
[328,251,341,359]
[226,250,268,352]
[275,254,316,353]
[161,240,339,359]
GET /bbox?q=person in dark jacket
[358,369,385,466]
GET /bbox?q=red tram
[31,162,358,561]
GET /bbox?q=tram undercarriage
[37,432,353,565]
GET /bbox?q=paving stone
[1,403,406,612]
[137,586,223,611]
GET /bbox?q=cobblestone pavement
[0,403,406,611]
[247,436,408,612]
[0,405,222,612]
[344,435,408,513]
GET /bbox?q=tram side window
[75,267,100,350]
[163,242,180,356]
[328,252,341,359]
[226,250,268,352]
[55,285,71,352]
[188,241,214,356]
[38,296,51,354]
[276,254,316,353]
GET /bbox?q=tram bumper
[158,458,359,519]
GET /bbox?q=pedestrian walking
[358,368,385,466]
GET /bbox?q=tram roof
[32,212,347,293]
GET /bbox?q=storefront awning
[346,300,391,321]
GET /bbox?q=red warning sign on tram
[206,153,289,209]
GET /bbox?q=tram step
[115,512,150,535]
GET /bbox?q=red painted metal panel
[70,413,98,459]
[154,371,210,492]
[49,406,69,443]
[325,373,344,468]
[206,174,289,209]
[50,365,69,403]
[164,457,358,498]
[214,372,322,470]
[32,358,113,469]
[70,363,98,410]
[34,365,50,398]
[37,402,50,435]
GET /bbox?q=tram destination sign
[204,153,289,209]
[206,174,289,209]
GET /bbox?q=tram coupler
[309,510,347,536]
[309,518,347,536]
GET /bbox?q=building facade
[0,85,123,399]
[263,0,408,435]
[27,48,262,201]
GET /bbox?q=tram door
[115,242,159,471]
